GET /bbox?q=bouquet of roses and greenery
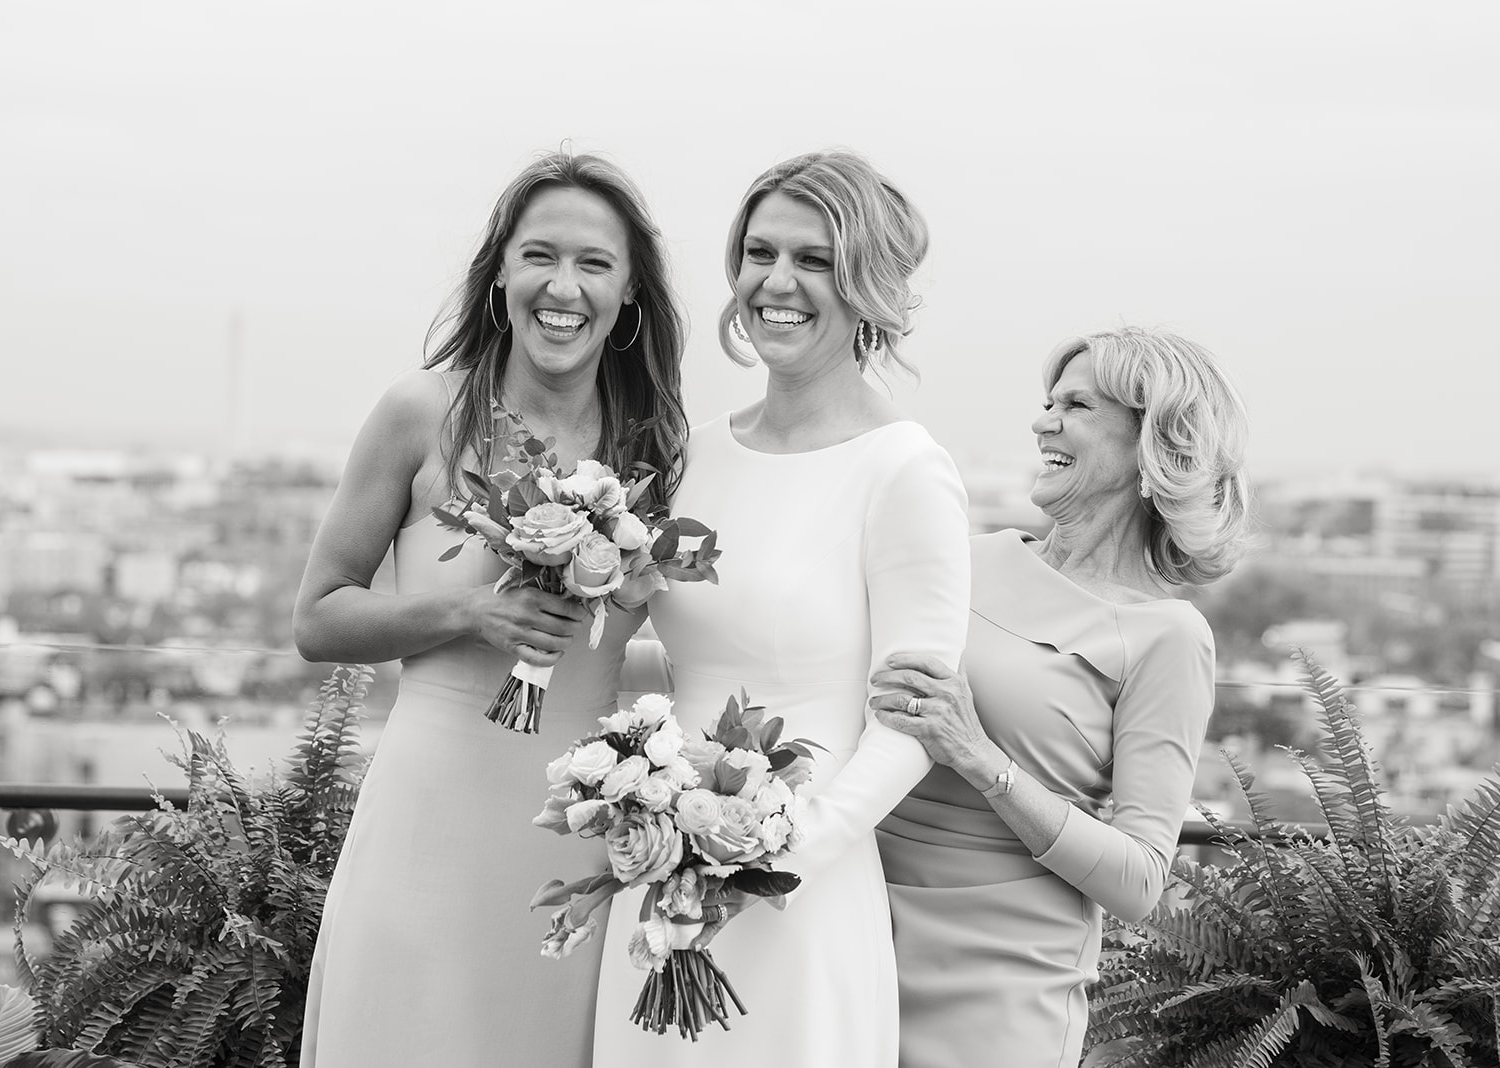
[531,690,822,1040]
[434,403,720,732]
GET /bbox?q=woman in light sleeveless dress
[294,151,687,1068]
[592,151,970,1068]
[869,328,1251,1067]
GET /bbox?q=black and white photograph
[2,3,1497,1066]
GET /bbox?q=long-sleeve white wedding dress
[591,413,970,1068]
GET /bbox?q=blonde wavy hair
[717,149,929,375]
[1042,326,1251,585]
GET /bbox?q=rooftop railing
[0,782,1315,847]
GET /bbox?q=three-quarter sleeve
[1032,613,1215,921]
[780,437,972,887]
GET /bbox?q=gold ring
[906,695,922,716]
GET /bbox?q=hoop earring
[855,320,884,366]
[730,313,751,344]
[606,301,643,352]
[487,280,510,335]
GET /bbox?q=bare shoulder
[370,368,452,440]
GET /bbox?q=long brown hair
[424,151,688,509]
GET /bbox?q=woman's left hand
[869,652,991,770]
[669,887,755,951]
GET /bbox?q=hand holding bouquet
[531,691,822,1040]
[434,403,720,732]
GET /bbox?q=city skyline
[3,3,1497,481]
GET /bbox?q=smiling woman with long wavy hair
[294,149,686,1068]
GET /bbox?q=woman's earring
[606,301,643,351]
[731,313,752,344]
[855,321,884,366]
[487,278,510,335]
[1139,475,1153,500]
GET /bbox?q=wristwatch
[980,757,1017,799]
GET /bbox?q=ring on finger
[906,695,922,716]
[705,903,728,925]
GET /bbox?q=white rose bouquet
[530,690,822,1040]
[433,403,720,732]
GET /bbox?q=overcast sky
[3,1,1496,481]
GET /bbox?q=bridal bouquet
[531,690,822,1040]
[434,403,720,732]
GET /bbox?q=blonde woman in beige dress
[870,327,1251,1068]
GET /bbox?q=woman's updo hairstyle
[718,149,929,376]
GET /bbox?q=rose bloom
[642,719,685,766]
[538,459,610,504]
[776,756,815,790]
[547,460,623,515]
[599,754,651,803]
[564,798,613,835]
[563,531,625,599]
[632,693,674,728]
[784,794,809,851]
[679,737,727,789]
[605,810,684,887]
[596,707,639,736]
[759,811,794,853]
[507,501,592,566]
[658,867,704,919]
[693,796,767,866]
[751,776,795,818]
[608,510,650,550]
[716,748,772,799]
[658,755,700,790]
[565,740,619,787]
[672,789,723,836]
[634,774,676,813]
[544,750,577,787]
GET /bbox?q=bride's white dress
[592,413,970,1068]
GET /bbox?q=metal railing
[0,784,190,811]
[0,782,1336,846]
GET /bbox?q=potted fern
[1086,652,1500,1068]
[2,665,371,1068]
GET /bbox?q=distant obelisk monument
[226,309,249,461]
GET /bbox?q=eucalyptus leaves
[435,403,720,732]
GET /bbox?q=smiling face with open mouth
[1029,351,1143,517]
[497,186,635,381]
[733,191,859,375]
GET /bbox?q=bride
[591,149,970,1067]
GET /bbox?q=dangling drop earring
[855,321,884,367]
[487,277,510,335]
[730,313,751,344]
[1139,475,1153,500]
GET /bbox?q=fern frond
[1156,971,1277,1012]
[1222,979,1326,1068]
[1385,1000,1476,1068]
[1294,649,1399,902]
[1441,770,1500,939]
[15,665,371,1068]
